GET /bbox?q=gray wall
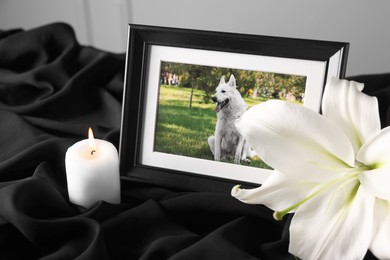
[0,0,130,53]
[128,0,390,77]
[1,0,389,77]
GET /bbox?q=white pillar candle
[65,128,121,208]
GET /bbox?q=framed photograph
[119,24,349,193]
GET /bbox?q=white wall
[128,0,390,77]
[0,0,389,76]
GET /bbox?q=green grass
[154,84,272,169]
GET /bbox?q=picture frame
[119,24,349,193]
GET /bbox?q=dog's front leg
[214,135,222,161]
[234,137,245,164]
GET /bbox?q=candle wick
[91,150,96,156]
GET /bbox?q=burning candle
[65,128,120,208]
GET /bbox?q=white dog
[208,75,250,164]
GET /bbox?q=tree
[160,61,306,104]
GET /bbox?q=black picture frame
[119,24,349,193]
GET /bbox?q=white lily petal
[235,100,355,182]
[357,126,390,165]
[231,171,316,213]
[359,168,390,201]
[322,78,381,153]
[357,127,390,200]
[370,199,390,259]
[289,181,375,260]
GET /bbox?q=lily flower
[231,78,390,260]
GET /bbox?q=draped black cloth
[0,23,387,259]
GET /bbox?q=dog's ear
[220,75,226,84]
[228,75,236,88]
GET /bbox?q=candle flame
[88,128,96,152]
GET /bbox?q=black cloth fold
[0,23,387,259]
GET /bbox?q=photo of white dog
[208,74,251,164]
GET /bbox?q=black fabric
[0,23,386,259]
